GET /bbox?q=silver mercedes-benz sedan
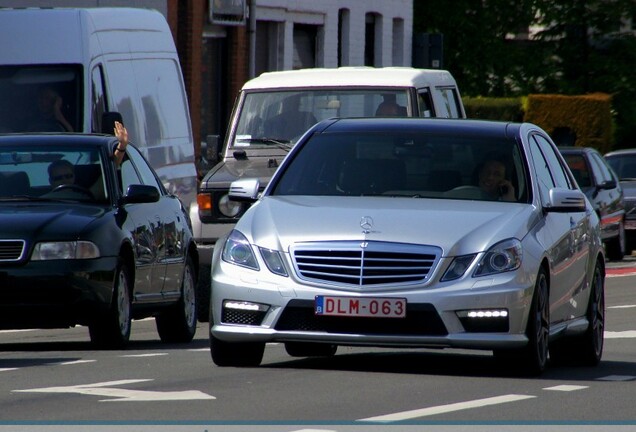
[209,117,606,375]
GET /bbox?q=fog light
[456,309,509,333]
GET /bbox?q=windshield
[271,130,529,204]
[606,154,636,180]
[0,144,107,203]
[0,65,82,134]
[233,89,409,147]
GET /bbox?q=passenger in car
[26,86,74,132]
[476,157,516,202]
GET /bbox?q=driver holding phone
[477,158,515,202]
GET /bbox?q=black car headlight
[32,241,100,260]
[473,238,522,277]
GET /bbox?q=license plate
[315,296,406,318]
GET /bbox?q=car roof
[0,133,118,148]
[605,148,636,157]
[558,146,599,155]
[242,67,459,90]
[315,117,522,139]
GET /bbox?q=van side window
[417,88,434,117]
[91,65,107,133]
[438,87,463,118]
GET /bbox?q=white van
[193,66,465,320]
[0,7,197,209]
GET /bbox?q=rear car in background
[604,148,636,251]
[559,147,625,260]
[0,134,198,347]
[209,117,606,376]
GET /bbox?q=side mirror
[546,188,587,213]
[229,178,260,202]
[101,112,123,135]
[120,184,160,205]
[597,179,617,190]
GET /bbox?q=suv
[559,146,626,260]
[192,67,466,319]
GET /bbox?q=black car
[0,134,199,347]
[604,148,636,251]
[559,146,626,260]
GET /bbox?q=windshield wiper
[236,137,293,151]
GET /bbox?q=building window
[392,18,404,66]
[293,24,318,69]
[338,8,350,66]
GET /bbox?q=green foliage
[463,97,524,122]
[414,0,636,149]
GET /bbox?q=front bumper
[210,260,534,351]
[0,257,118,328]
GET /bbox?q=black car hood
[0,202,107,240]
[200,158,278,189]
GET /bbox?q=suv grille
[291,241,440,286]
[0,240,25,261]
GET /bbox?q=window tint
[127,145,164,193]
[437,87,462,118]
[91,65,107,133]
[589,152,613,184]
[529,138,554,205]
[533,134,571,188]
[417,88,433,117]
[120,156,142,194]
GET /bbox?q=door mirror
[120,184,160,205]
[101,111,123,135]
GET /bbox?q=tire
[89,261,132,349]
[156,256,198,343]
[550,262,604,366]
[285,342,337,358]
[495,268,549,376]
[210,334,264,367]
[605,220,625,261]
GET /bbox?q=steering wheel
[49,184,94,199]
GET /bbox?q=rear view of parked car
[0,134,199,347]
[559,146,626,260]
[604,149,636,252]
[209,117,606,376]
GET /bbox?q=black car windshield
[0,145,107,202]
[271,130,529,203]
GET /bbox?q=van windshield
[0,65,82,134]
[233,89,410,148]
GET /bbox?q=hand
[114,121,128,150]
[498,180,515,201]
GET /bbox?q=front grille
[275,299,447,336]
[291,241,440,286]
[0,240,25,261]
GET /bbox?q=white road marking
[543,385,588,391]
[597,375,636,381]
[0,368,17,372]
[188,348,210,352]
[358,394,536,422]
[120,353,168,358]
[57,360,96,366]
[607,304,636,309]
[14,379,215,402]
[604,331,636,338]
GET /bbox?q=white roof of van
[241,67,458,91]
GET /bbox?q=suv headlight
[218,194,242,217]
[32,241,100,260]
[473,238,522,277]
[222,230,259,270]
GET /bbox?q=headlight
[259,247,288,277]
[32,241,100,260]
[218,194,242,217]
[473,238,522,277]
[222,230,259,270]
[441,254,477,281]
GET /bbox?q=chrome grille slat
[291,241,441,286]
[0,240,25,261]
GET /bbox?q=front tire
[156,256,198,343]
[210,334,264,367]
[89,261,132,349]
[495,267,549,376]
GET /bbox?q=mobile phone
[498,185,509,195]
